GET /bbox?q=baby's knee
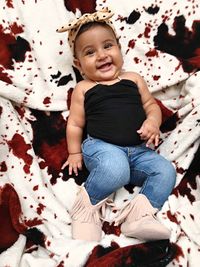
[165,160,176,178]
[160,159,176,187]
[168,162,176,186]
[100,155,130,184]
[102,158,129,176]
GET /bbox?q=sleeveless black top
[84,79,146,146]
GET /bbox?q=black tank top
[84,79,146,146]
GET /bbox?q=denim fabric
[81,136,176,209]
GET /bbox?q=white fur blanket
[0,0,200,266]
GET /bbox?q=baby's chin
[94,71,121,82]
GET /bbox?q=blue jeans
[81,136,176,209]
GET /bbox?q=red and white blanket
[0,0,200,266]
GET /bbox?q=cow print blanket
[0,0,200,266]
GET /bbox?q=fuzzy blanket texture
[0,0,200,266]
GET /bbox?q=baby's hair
[74,21,119,57]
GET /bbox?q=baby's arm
[132,73,162,147]
[62,82,85,175]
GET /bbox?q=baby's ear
[73,58,81,71]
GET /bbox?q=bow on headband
[57,8,117,55]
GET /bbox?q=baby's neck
[93,76,121,85]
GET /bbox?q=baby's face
[73,25,123,82]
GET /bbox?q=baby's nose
[97,49,107,60]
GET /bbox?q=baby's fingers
[77,162,83,170]
[61,161,69,170]
[68,164,80,176]
[68,164,72,175]
[73,166,79,176]
[146,134,156,147]
[137,126,144,135]
[154,134,160,147]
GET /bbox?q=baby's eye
[104,42,113,49]
[85,49,95,56]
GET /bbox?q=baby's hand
[61,153,83,176]
[137,118,160,147]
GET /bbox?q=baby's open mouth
[97,62,112,70]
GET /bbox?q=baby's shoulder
[121,71,142,82]
[76,79,95,93]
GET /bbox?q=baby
[58,8,176,242]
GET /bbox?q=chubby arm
[131,73,162,147]
[62,82,85,175]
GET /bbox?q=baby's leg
[115,144,176,241]
[129,144,176,209]
[70,137,130,241]
[82,136,130,204]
